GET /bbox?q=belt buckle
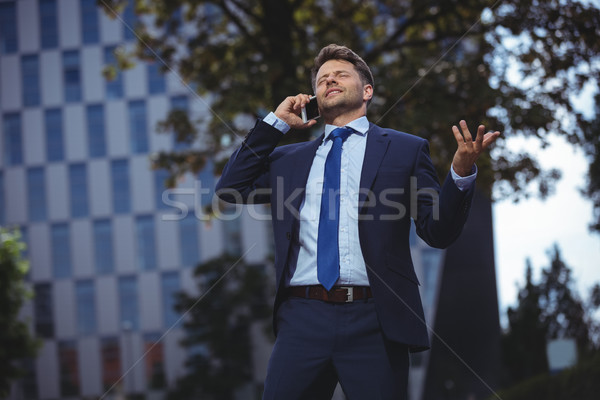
[339,286,354,303]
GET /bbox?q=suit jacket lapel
[359,124,390,211]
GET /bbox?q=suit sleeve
[215,119,284,204]
[413,140,474,248]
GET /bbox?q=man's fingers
[293,94,312,112]
[454,121,500,147]
[482,131,501,148]
[476,126,485,142]
[292,96,302,112]
[305,119,318,128]
[452,125,465,145]
[474,125,485,151]
[459,120,473,142]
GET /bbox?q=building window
[80,0,99,44]
[103,46,123,99]
[34,283,54,337]
[39,0,59,49]
[170,95,188,110]
[86,104,106,158]
[75,279,96,335]
[197,159,215,207]
[111,159,130,214]
[51,223,71,278]
[122,2,136,41]
[128,100,148,154]
[154,169,170,210]
[222,209,242,257]
[69,163,88,218]
[118,276,139,331]
[0,2,18,54]
[179,215,199,267]
[3,113,23,166]
[19,225,29,262]
[45,108,64,162]
[27,167,47,222]
[135,215,156,271]
[161,271,181,328]
[170,95,189,151]
[58,340,80,397]
[147,62,166,94]
[143,333,166,389]
[63,50,82,103]
[100,337,121,391]
[93,219,114,275]
[21,55,41,107]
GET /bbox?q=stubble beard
[320,90,363,121]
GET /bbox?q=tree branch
[225,0,262,24]
[218,0,255,40]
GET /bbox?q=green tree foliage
[539,245,593,355]
[98,0,600,218]
[167,255,272,400]
[502,260,549,383]
[0,228,40,397]
[501,244,599,386]
[581,93,600,231]
[488,352,600,400]
[588,283,600,344]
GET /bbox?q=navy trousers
[263,296,409,400]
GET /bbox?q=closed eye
[317,70,352,85]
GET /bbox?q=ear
[363,84,373,102]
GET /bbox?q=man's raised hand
[451,120,500,177]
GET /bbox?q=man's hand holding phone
[274,93,320,130]
[301,96,320,124]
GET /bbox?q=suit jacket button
[286,232,291,240]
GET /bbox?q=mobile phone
[301,95,320,123]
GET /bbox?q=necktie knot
[330,126,353,143]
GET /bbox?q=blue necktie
[317,127,353,291]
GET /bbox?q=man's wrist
[451,164,477,191]
[452,164,475,177]
[263,112,290,134]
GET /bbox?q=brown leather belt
[287,285,372,303]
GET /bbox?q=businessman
[216,44,500,399]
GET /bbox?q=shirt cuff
[451,164,477,191]
[263,112,290,134]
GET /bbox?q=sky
[493,103,600,328]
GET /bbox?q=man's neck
[323,108,367,127]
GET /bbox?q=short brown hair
[311,44,374,94]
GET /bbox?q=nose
[326,75,337,85]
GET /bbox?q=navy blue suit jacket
[216,119,474,352]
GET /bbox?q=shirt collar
[324,116,370,140]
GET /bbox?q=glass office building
[0,1,273,398]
